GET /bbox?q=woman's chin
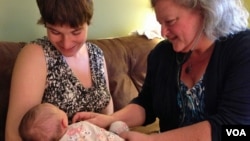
[172,45,184,53]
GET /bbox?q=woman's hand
[72,112,115,128]
[119,131,153,141]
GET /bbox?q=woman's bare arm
[101,57,114,115]
[5,44,46,141]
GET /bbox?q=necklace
[184,54,209,74]
[185,64,192,74]
[184,43,215,74]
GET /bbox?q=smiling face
[155,0,204,52]
[46,23,88,57]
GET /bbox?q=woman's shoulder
[213,29,250,66]
[86,42,104,55]
[149,39,174,58]
[222,29,250,43]
[152,39,173,52]
[30,36,52,47]
[25,36,55,53]
[217,29,250,50]
[19,40,45,60]
[236,29,250,37]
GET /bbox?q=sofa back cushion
[88,35,160,111]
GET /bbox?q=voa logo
[226,129,246,136]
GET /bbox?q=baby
[19,103,128,141]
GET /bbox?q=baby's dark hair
[19,103,63,141]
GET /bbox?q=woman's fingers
[72,112,96,123]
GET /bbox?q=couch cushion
[0,42,25,140]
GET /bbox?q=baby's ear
[61,117,68,129]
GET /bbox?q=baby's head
[19,103,68,141]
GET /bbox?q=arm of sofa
[0,42,26,141]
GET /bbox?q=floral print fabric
[60,121,124,141]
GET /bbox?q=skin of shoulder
[5,43,47,141]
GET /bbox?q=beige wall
[245,0,250,9]
[0,0,152,42]
[1,0,249,42]
[244,0,250,26]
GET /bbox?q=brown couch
[0,35,161,140]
